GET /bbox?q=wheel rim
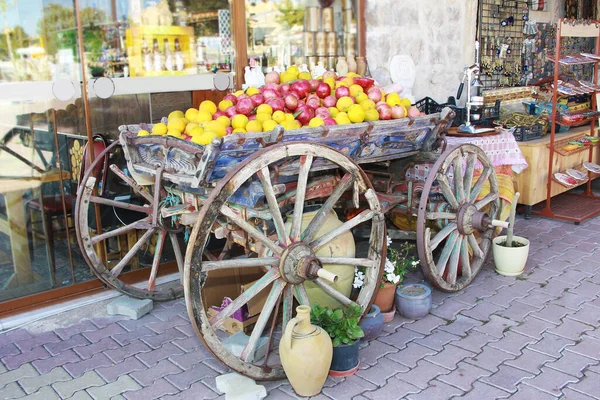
[184,142,385,380]
[75,142,184,301]
[416,144,499,292]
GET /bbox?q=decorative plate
[583,162,600,174]
[554,172,577,186]
[566,168,588,181]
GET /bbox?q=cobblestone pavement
[0,215,599,399]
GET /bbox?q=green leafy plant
[310,303,364,347]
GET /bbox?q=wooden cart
[74,108,503,379]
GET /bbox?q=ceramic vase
[280,305,333,397]
[373,282,396,313]
[347,55,357,73]
[336,57,349,76]
[359,305,384,341]
[356,57,367,76]
[329,339,360,377]
[395,283,432,319]
[492,235,530,276]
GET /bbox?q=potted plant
[395,283,432,319]
[310,303,364,377]
[492,192,530,276]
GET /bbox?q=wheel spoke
[240,279,285,362]
[152,166,164,226]
[318,257,375,268]
[453,154,465,204]
[90,196,152,214]
[437,231,459,275]
[460,235,471,279]
[148,230,166,290]
[169,233,185,281]
[293,284,310,305]
[475,193,498,210]
[257,167,290,247]
[314,278,354,307]
[110,228,156,277]
[282,285,294,329]
[109,164,154,204]
[469,167,492,202]
[290,155,313,243]
[302,173,353,242]
[201,257,279,272]
[447,235,461,286]
[426,212,456,220]
[437,174,459,209]
[463,153,476,196]
[209,269,280,328]
[91,217,151,245]
[220,205,282,255]
[309,209,375,252]
[467,233,484,259]
[203,249,217,261]
[430,222,457,251]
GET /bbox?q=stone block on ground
[222,332,268,362]
[216,372,267,400]
[107,296,153,320]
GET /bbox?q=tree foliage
[276,0,304,28]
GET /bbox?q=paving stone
[0,329,33,348]
[564,335,600,360]
[451,331,498,353]
[107,297,153,320]
[356,357,409,386]
[63,353,114,378]
[567,304,600,326]
[165,361,219,390]
[546,318,593,341]
[1,346,51,370]
[472,315,519,339]
[480,364,535,393]
[87,375,142,399]
[424,344,475,370]
[135,342,185,367]
[552,249,591,265]
[406,379,464,400]
[460,301,505,322]
[497,300,540,323]
[0,344,20,360]
[546,350,596,378]
[52,371,105,399]
[90,316,129,329]
[378,327,425,350]
[486,288,528,308]
[571,281,600,299]
[44,334,90,357]
[171,336,204,353]
[450,380,510,400]
[122,378,179,400]
[530,304,574,326]
[403,315,447,335]
[83,324,127,344]
[141,328,187,349]
[511,316,555,340]
[414,329,461,351]
[160,381,219,400]
[20,386,61,400]
[117,315,162,332]
[508,279,542,293]
[130,359,182,387]
[463,345,517,373]
[536,277,578,297]
[70,390,94,400]
[539,259,572,273]
[553,292,590,311]
[438,315,483,337]
[111,327,157,347]
[19,366,72,394]
[488,331,537,356]
[505,348,556,374]
[562,387,600,400]
[395,359,451,390]
[518,291,556,308]
[0,382,26,399]
[527,333,575,358]
[562,370,600,399]
[145,316,189,335]
[437,361,491,391]
[104,340,152,363]
[452,286,495,306]
[74,337,121,360]
[522,367,579,397]
[430,299,473,320]
[321,375,376,399]
[380,314,413,336]
[168,347,213,370]
[358,339,398,367]
[0,362,38,387]
[221,332,268,363]
[385,342,437,368]
[55,320,98,340]
[96,355,147,383]
[15,332,61,352]
[510,383,558,399]
[32,349,81,374]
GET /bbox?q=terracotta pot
[280,305,333,397]
[373,282,396,312]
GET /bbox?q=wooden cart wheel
[416,144,499,292]
[75,141,184,301]
[184,142,385,380]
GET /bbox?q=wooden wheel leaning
[75,141,184,301]
[416,144,499,292]
[184,142,386,380]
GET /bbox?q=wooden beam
[231,0,248,90]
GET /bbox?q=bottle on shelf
[152,38,163,72]
[142,37,152,72]
[336,56,348,76]
[174,38,184,71]
[164,38,173,71]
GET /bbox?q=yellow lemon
[137,129,150,137]
[168,110,184,120]
[282,120,298,130]
[245,120,263,133]
[280,71,295,83]
[263,120,278,132]
[246,86,260,96]
[365,109,379,121]
[386,92,401,107]
[216,115,231,127]
[185,122,199,135]
[181,118,190,125]
[286,65,299,78]
[349,84,364,98]
[256,113,271,124]
[190,126,204,137]
[291,120,302,129]
[195,111,213,124]
[400,98,412,108]
[232,128,247,134]
[232,114,249,129]
[343,77,354,86]
[167,118,186,133]
[151,123,168,135]
[348,104,365,123]
[285,113,295,122]
[335,112,351,125]
[309,117,325,127]
[298,72,311,80]
[335,81,349,89]
[347,72,359,79]
[204,120,227,138]
[324,77,336,90]
[336,96,355,112]
[199,100,217,115]
[272,110,286,124]
[167,129,183,138]
[355,92,368,103]
[234,90,244,97]
[329,107,340,117]
[360,99,376,110]
[256,104,273,115]
[219,99,233,112]
[191,130,218,145]
[184,108,199,121]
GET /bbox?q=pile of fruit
[137,66,422,145]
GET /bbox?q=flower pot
[381,304,396,323]
[395,283,432,319]
[492,235,530,276]
[329,340,360,377]
[359,305,384,341]
[373,282,396,312]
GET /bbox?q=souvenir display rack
[534,18,600,223]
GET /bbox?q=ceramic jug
[280,305,333,396]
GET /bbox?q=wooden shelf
[546,53,598,65]
[547,133,600,156]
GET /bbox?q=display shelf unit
[534,19,600,224]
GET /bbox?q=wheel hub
[457,203,490,235]
[279,243,323,284]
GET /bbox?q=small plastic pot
[493,235,530,276]
[395,283,432,319]
[359,305,384,341]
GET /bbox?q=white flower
[412,260,419,266]
[386,235,392,246]
[386,273,400,285]
[353,270,365,289]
